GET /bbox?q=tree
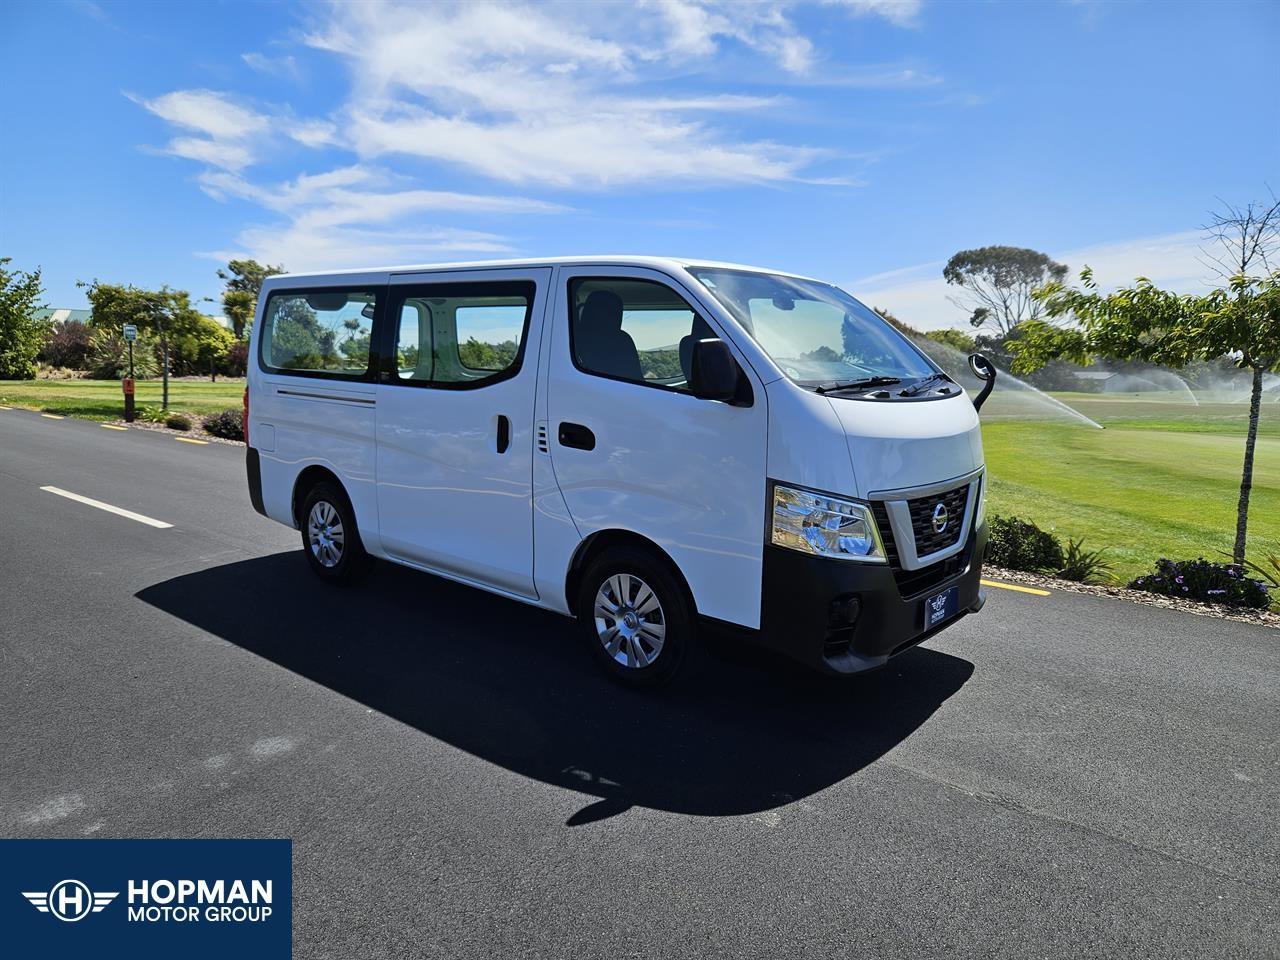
[222,289,256,340]
[0,258,49,379]
[943,245,1068,336]
[925,328,978,354]
[38,319,93,370]
[1014,268,1280,563]
[82,281,228,405]
[217,258,284,299]
[218,259,284,340]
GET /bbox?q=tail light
[242,385,250,445]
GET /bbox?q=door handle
[557,421,595,451]
[496,415,511,454]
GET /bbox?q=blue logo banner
[0,839,291,960]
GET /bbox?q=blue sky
[3,0,1276,327]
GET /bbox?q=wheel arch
[291,464,347,529]
[564,529,696,618]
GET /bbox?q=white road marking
[39,486,173,529]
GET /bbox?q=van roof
[266,255,823,285]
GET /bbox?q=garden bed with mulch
[984,565,1280,630]
[107,419,245,446]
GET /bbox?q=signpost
[122,324,137,423]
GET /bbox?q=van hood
[825,393,984,497]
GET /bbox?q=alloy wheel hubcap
[594,573,666,669]
[307,501,345,568]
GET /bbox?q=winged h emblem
[22,880,118,922]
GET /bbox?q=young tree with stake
[1011,200,1280,564]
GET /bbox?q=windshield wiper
[814,376,901,394]
[899,372,953,397]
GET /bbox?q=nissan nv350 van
[244,257,988,686]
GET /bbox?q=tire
[299,481,373,585]
[576,546,694,688]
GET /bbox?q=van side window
[569,278,707,391]
[387,281,534,389]
[260,289,376,378]
[396,302,431,381]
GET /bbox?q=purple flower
[1175,576,1185,584]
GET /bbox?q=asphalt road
[2,407,1277,959]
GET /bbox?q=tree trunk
[161,333,170,411]
[1232,364,1265,563]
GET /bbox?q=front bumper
[753,521,987,676]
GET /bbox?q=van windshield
[687,267,938,387]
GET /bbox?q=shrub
[986,515,1065,572]
[202,408,244,441]
[133,405,168,424]
[88,329,159,379]
[165,413,192,431]
[1057,538,1113,584]
[39,319,93,369]
[1129,558,1270,609]
[36,364,88,380]
[224,341,249,376]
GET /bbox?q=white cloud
[301,0,918,186]
[825,0,922,28]
[197,166,567,270]
[241,51,300,80]
[850,231,1214,330]
[135,89,269,141]
[204,224,515,274]
[132,1,925,267]
[131,89,270,170]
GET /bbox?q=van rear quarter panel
[254,380,380,552]
[248,273,387,555]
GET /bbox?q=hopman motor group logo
[23,880,118,921]
[3,838,291,959]
[21,877,274,924]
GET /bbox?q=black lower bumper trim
[246,446,267,517]
[749,524,987,676]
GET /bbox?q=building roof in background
[36,308,92,324]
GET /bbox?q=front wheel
[300,481,373,585]
[576,547,694,687]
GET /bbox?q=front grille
[871,497,970,600]
[906,485,969,557]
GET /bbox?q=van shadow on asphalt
[137,552,973,825]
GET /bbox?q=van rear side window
[259,289,377,378]
[389,281,534,389]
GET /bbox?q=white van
[244,257,990,686]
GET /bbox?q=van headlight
[771,484,886,562]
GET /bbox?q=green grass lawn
[0,378,244,421]
[984,395,1280,583]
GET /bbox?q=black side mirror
[690,338,745,404]
[967,353,997,412]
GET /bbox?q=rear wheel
[576,546,693,687]
[300,481,373,585]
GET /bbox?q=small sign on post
[123,325,137,423]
